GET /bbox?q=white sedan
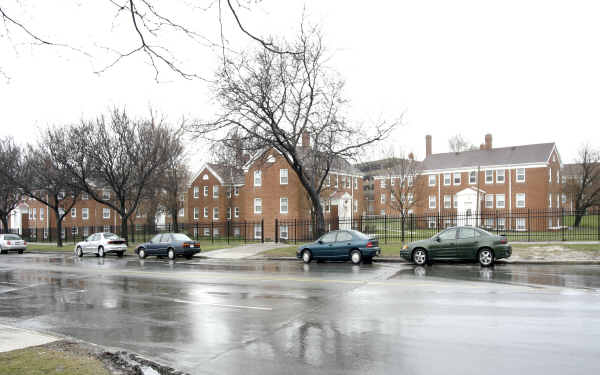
[0,233,27,254]
[74,232,127,257]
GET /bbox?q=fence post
[561,208,565,241]
[210,220,214,244]
[261,219,264,243]
[275,218,279,243]
[294,218,297,244]
[597,209,600,241]
[384,215,387,244]
[527,209,531,242]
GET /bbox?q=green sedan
[400,226,511,267]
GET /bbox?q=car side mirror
[318,240,323,244]
[435,237,441,242]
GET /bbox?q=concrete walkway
[199,242,285,259]
[0,324,58,352]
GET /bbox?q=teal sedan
[297,229,381,264]
[400,226,511,266]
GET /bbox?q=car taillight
[500,238,507,244]
[6,241,11,245]
[24,241,27,245]
[183,243,190,248]
[366,241,373,248]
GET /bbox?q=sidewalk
[0,324,58,353]
[198,242,284,259]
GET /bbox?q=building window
[381,179,386,189]
[549,168,552,183]
[516,168,525,182]
[345,176,351,188]
[58,191,66,200]
[556,171,560,184]
[234,186,239,196]
[429,195,436,209]
[213,228,219,236]
[203,207,208,218]
[354,200,358,212]
[193,208,199,219]
[280,225,289,240]
[469,171,477,184]
[390,193,396,202]
[408,193,414,204]
[485,195,493,208]
[496,169,505,184]
[103,208,110,219]
[516,218,526,231]
[179,208,185,217]
[548,218,553,228]
[335,175,339,188]
[279,169,289,185]
[428,175,436,187]
[390,177,395,186]
[408,176,413,186]
[213,185,219,198]
[485,170,493,184]
[496,194,505,209]
[213,207,219,220]
[443,173,451,186]
[485,218,494,228]
[444,195,451,209]
[325,200,331,213]
[102,190,110,200]
[280,197,288,214]
[72,226,78,236]
[193,186,199,198]
[354,177,358,189]
[428,217,436,229]
[326,175,331,187]
[226,189,232,199]
[204,227,210,236]
[40,208,44,220]
[562,194,567,204]
[556,194,560,208]
[453,194,458,208]
[234,207,240,218]
[71,208,76,218]
[82,192,89,200]
[254,170,262,187]
[497,218,506,230]
[82,208,89,220]
[179,193,185,202]
[58,207,65,217]
[83,227,89,237]
[227,207,232,219]
[254,224,262,239]
[381,194,386,204]
[453,172,461,185]
[548,193,552,208]
[516,193,526,208]
[380,210,386,216]
[203,186,208,197]
[254,198,262,214]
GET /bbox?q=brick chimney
[425,135,432,157]
[484,134,492,150]
[301,131,310,147]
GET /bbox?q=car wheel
[302,249,312,264]
[478,248,494,267]
[17,250,23,254]
[350,250,362,265]
[363,256,373,264]
[168,248,175,260]
[76,247,83,257]
[412,248,428,266]
[117,251,124,257]
[138,248,146,259]
[98,247,105,257]
[0,249,5,255]
[185,254,193,260]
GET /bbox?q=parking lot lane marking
[173,299,272,311]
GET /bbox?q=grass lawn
[0,346,109,375]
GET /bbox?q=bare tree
[15,142,82,247]
[448,134,477,152]
[158,155,190,232]
[379,151,424,242]
[0,137,22,232]
[564,144,600,227]
[47,109,183,242]
[192,26,397,236]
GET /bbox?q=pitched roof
[206,163,245,185]
[422,143,556,171]
[356,158,423,177]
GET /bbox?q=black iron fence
[3,209,599,245]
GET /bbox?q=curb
[260,256,600,265]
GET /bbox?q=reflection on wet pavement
[1,253,599,374]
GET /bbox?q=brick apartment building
[372,134,565,231]
[187,143,364,241]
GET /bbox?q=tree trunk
[55,215,63,247]
[311,199,326,237]
[121,216,129,244]
[401,215,405,242]
[0,215,9,233]
[172,209,179,233]
[574,212,584,227]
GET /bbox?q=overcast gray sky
[1,0,598,166]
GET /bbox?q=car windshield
[172,234,192,242]
[3,234,21,240]
[104,233,119,240]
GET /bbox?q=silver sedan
[74,232,127,257]
[0,233,27,254]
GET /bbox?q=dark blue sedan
[135,233,201,260]
[297,229,380,264]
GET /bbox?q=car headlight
[402,245,408,250]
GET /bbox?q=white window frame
[203,227,210,236]
[496,169,505,184]
[234,207,240,218]
[381,193,386,204]
[213,207,219,220]
[516,168,525,182]
[103,208,110,219]
[469,171,477,184]
[71,208,76,218]
[213,185,219,198]
[254,224,262,239]
[102,190,110,200]
[444,195,451,209]
[280,169,288,185]
[548,193,552,208]
[381,179,386,189]
[345,176,351,189]
[82,192,89,200]
[516,193,526,208]
[354,199,358,213]
[179,208,185,217]
[353,177,358,190]
[485,170,493,184]
[203,186,208,197]
[516,218,526,231]
[496,194,505,209]
[203,207,208,218]
[40,208,44,220]
[428,175,436,187]
[556,170,560,184]
[279,225,289,240]
[254,170,262,187]
[280,197,288,214]
[453,194,458,208]
[254,198,262,214]
[549,168,552,183]
[193,207,199,219]
[485,195,493,208]
[227,207,232,219]
[443,173,451,186]
[429,195,436,209]
[453,172,461,186]
[562,194,566,204]
[234,186,239,196]
[193,186,199,198]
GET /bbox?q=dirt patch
[2,340,190,375]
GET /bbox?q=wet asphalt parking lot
[1,253,599,374]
